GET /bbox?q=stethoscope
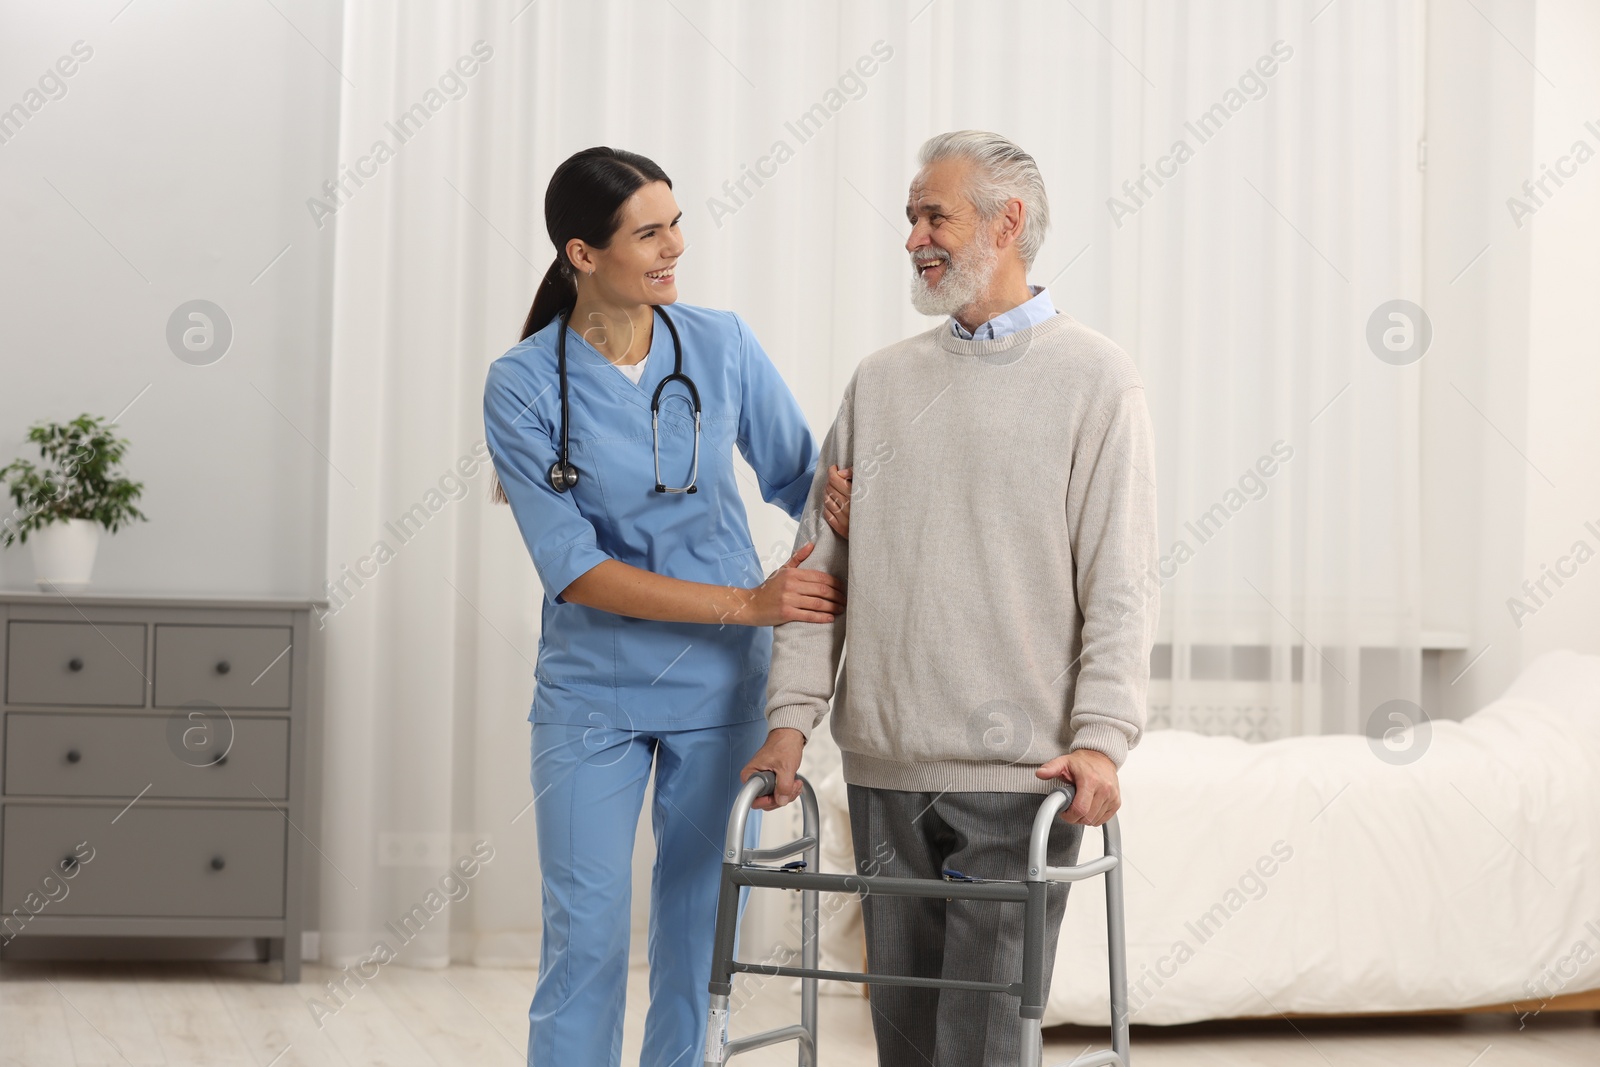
[548,304,702,495]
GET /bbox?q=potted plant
[1,414,147,590]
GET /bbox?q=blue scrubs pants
[527,716,767,1067]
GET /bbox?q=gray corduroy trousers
[848,785,1085,1066]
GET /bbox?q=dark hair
[520,146,673,341]
[492,148,672,505]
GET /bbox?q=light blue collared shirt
[950,284,1056,341]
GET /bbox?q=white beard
[909,241,999,318]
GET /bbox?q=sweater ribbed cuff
[1067,722,1131,769]
[766,704,819,742]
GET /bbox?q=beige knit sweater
[765,313,1160,793]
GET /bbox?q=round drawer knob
[210,856,226,871]
[68,658,84,672]
[60,855,78,872]
[215,661,231,675]
[66,749,82,764]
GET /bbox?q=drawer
[153,625,292,709]
[5,713,288,800]
[2,804,285,918]
[5,622,147,707]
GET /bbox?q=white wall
[0,0,341,596]
[1420,0,1533,719]
[1420,0,1600,719]
[1520,0,1600,667]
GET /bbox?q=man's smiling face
[905,157,999,317]
[906,157,979,287]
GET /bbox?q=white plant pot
[29,519,101,591]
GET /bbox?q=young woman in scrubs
[483,147,852,1067]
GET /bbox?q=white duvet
[795,650,1600,1024]
[1046,649,1600,1025]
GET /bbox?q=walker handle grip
[749,770,778,797]
[1052,779,1077,809]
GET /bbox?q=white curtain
[1108,4,1427,740]
[318,0,1424,966]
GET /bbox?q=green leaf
[1,414,147,547]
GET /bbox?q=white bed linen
[1046,650,1600,1025]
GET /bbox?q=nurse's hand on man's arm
[740,728,806,810]
[822,465,852,539]
[559,545,843,626]
[732,542,846,626]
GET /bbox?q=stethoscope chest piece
[547,459,579,493]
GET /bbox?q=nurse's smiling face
[567,180,685,309]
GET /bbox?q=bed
[797,649,1600,1024]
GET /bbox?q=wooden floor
[2,957,1597,1065]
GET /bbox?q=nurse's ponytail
[519,146,673,341]
[495,147,673,505]
[523,258,577,341]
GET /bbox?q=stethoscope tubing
[551,303,701,494]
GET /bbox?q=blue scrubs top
[483,302,818,732]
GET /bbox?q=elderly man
[740,130,1160,1064]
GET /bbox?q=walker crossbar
[735,866,1033,901]
[702,771,1132,1067]
[732,961,1017,995]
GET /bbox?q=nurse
[483,146,851,1067]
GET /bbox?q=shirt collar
[950,285,1056,341]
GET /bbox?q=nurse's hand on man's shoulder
[734,542,846,627]
[741,728,806,810]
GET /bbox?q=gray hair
[916,130,1050,268]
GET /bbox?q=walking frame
[703,771,1131,1066]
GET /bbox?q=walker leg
[703,992,731,1066]
[704,862,741,1066]
[1104,820,1131,1065]
[1029,789,1131,1067]
[1018,876,1050,1065]
[1021,1018,1044,1065]
[798,785,821,1066]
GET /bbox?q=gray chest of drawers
[0,592,321,982]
